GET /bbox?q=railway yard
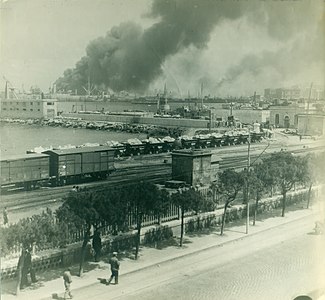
[1,133,324,224]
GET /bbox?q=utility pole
[246,137,270,234]
[246,131,251,234]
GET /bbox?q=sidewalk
[1,207,321,300]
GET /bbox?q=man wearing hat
[107,252,120,285]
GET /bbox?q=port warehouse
[0,98,58,119]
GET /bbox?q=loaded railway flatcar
[0,153,50,191]
[43,146,115,186]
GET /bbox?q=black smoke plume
[55,0,324,95]
[55,0,247,94]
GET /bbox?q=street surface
[61,213,325,300]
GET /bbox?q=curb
[9,208,317,300]
[122,209,316,277]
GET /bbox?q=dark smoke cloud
[56,0,248,93]
[56,0,324,95]
[215,4,324,94]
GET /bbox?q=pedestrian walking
[92,230,102,262]
[107,252,120,285]
[63,268,73,299]
[3,207,8,225]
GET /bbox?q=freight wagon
[0,153,50,191]
[43,146,115,186]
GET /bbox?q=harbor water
[0,123,146,156]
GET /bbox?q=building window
[37,102,40,106]
[275,114,280,126]
[47,102,53,105]
[30,109,33,111]
[23,108,26,111]
[3,108,6,110]
[37,109,40,111]
[30,102,33,105]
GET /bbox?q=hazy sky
[0,0,324,97]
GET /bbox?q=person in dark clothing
[3,207,8,225]
[107,252,120,285]
[19,248,37,288]
[92,230,102,262]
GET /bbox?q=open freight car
[0,153,50,191]
[43,146,115,186]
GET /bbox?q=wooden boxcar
[0,153,50,190]
[43,146,115,185]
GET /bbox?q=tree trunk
[16,249,26,295]
[306,183,312,209]
[79,227,90,277]
[220,203,228,236]
[253,194,259,226]
[180,209,185,247]
[135,214,142,260]
[281,192,287,217]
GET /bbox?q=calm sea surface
[0,101,222,156]
[0,123,146,156]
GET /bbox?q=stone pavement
[1,206,323,300]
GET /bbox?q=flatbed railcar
[0,153,50,191]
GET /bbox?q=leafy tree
[127,182,169,260]
[154,188,171,225]
[56,189,102,277]
[96,187,129,234]
[303,153,325,208]
[262,152,307,217]
[171,187,203,246]
[217,169,245,235]
[0,210,59,294]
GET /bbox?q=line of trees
[215,151,324,234]
[1,151,324,293]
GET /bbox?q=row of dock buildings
[0,92,325,136]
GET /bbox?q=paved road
[61,212,325,300]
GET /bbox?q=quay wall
[62,113,210,128]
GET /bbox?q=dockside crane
[3,76,19,99]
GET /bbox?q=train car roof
[0,153,49,162]
[43,146,114,155]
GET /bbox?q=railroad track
[1,164,172,212]
[2,143,324,214]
